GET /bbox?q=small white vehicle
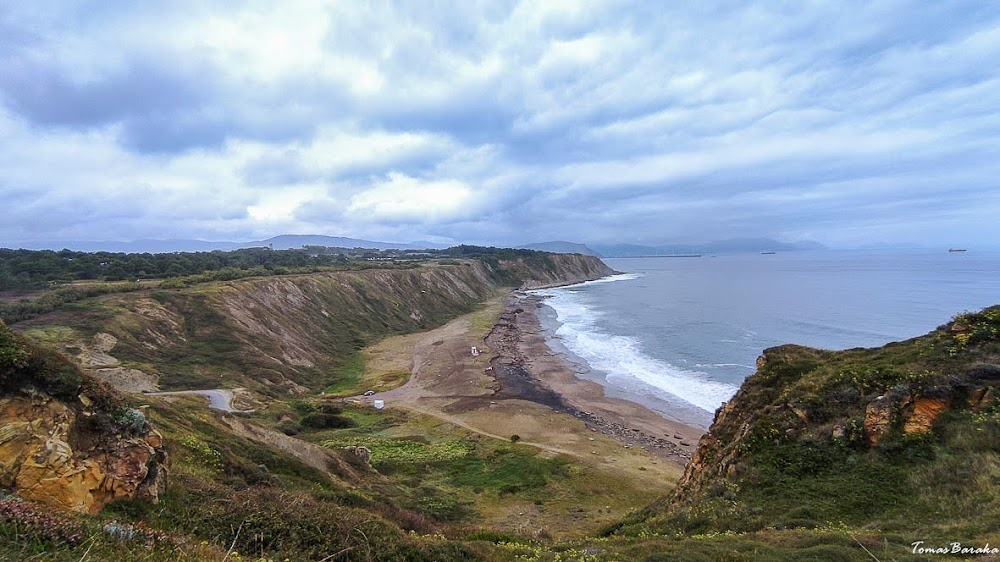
[363,390,376,396]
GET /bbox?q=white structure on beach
[471,346,480,356]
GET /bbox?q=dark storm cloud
[0,60,206,129]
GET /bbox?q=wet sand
[485,291,704,462]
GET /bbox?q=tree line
[0,245,552,292]
[0,247,357,291]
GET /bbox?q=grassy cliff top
[609,306,1000,545]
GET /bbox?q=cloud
[1,1,999,247]
[348,174,480,223]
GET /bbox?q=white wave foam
[539,287,739,413]
[694,363,756,369]
[530,273,641,295]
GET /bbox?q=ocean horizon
[532,249,1000,428]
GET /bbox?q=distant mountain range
[523,238,825,257]
[6,235,824,256]
[5,235,448,253]
[247,235,448,251]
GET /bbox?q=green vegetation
[299,403,575,521]
[322,351,368,395]
[0,247,373,289]
[0,245,558,291]
[0,281,143,324]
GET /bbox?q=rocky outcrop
[902,397,949,435]
[511,254,616,289]
[341,446,372,466]
[0,396,167,513]
[863,396,896,445]
[864,394,953,445]
[0,321,168,513]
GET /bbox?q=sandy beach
[371,286,704,468]
[487,290,704,462]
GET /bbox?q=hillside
[13,255,612,397]
[607,306,1000,549]
[2,253,627,561]
[1,318,494,560]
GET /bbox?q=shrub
[0,496,84,546]
[114,407,146,434]
[301,412,356,429]
[162,483,445,561]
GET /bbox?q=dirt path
[143,389,253,413]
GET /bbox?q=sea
[530,250,1000,428]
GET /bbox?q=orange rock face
[0,397,168,513]
[903,397,948,434]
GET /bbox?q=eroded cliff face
[503,253,616,288]
[0,322,168,513]
[18,255,613,395]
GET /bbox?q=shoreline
[485,290,704,463]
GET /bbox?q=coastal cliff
[0,321,167,513]
[613,305,1000,541]
[14,255,613,396]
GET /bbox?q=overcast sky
[2,1,999,248]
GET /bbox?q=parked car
[363,390,375,396]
